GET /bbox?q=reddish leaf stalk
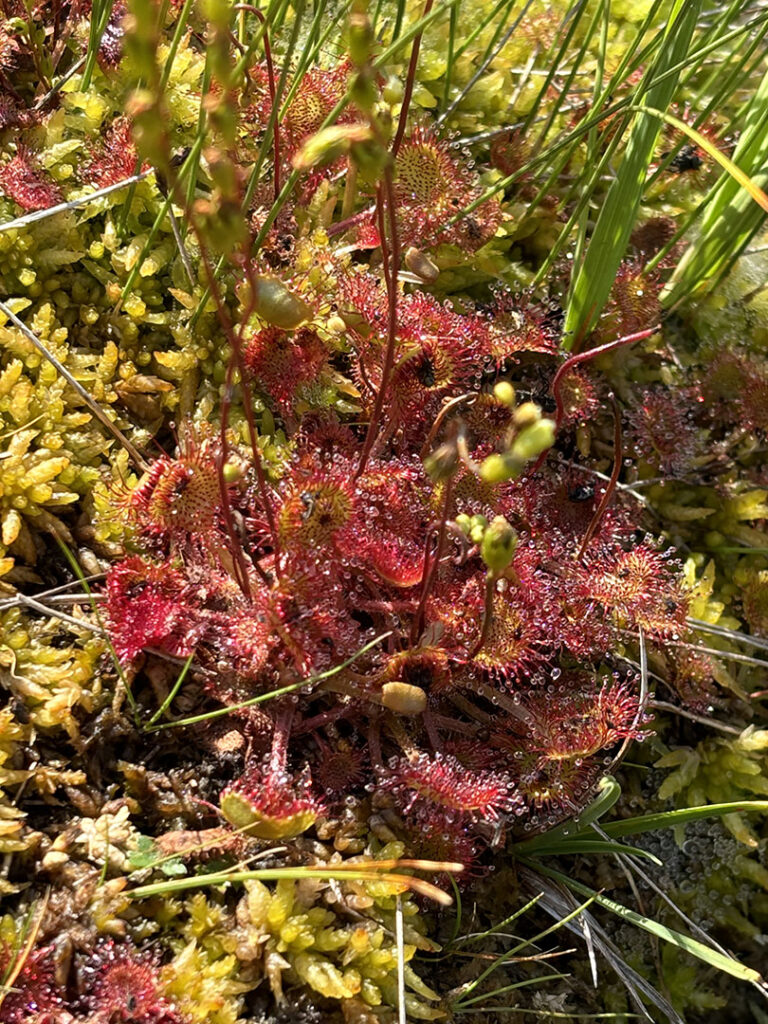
[552,325,660,431]
[237,5,281,200]
[218,355,256,598]
[269,704,295,774]
[577,397,622,562]
[527,324,660,479]
[420,392,476,461]
[356,165,401,477]
[411,476,454,644]
[176,198,281,572]
[326,202,376,237]
[468,571,495,659]
[392,0,435,157]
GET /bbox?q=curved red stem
[392,0,435,157]
[552,325,660,432]
[577,397,623,562]
[238,5,281,200]
[356,165,401,477]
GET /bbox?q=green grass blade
[598,801,768,840]
[562,0,702,348]
[530,862,763,985]
[662,63,768,306]
[519,839,662,863]
[514,776,621,854]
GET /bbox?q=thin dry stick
[0,171,152,234]
[0,301,147,471]
[10,592,109,636]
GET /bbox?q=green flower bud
[424,441,458,481]
[480,516,518,573]
[469,514,488,544]
[292,124,375,172]
[193,196,248,256]
[513,401,541,428]
[492,381,515,407]
[511,419,556,460]
[455,513,472,534]
[479,452,522,484]
[126,90,169,171]
[349,69,378,114]
[348,4,374,66]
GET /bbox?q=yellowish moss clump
[0,608,105,736]
[0,708,29,866]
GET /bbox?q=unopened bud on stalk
[348,68,378,114]
[469,514,488,545]
[292,124,377,172]
[513,401,541,429]
[493,381,516,407]
[348,1,374,66]
[479,451,522,484]
[455,513,472,535]
[424,440,459,482]
[511,419,556,460]
[125,89,168,171]
[480,516,518,573]
[192,196,248,254]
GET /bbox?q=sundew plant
[3,0,768,1022]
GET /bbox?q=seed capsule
[252,275,313,330]
[405,247,440,284]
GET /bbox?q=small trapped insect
[664,143,704,174]
[569,483,595,502]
